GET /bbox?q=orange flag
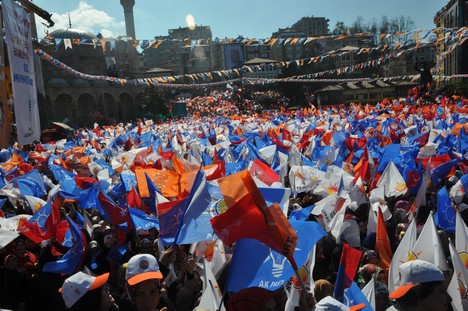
[135,168,180,198]
[1,152,24,172]
[376,206,393,270]
[211,170,299,269]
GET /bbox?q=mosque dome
[47,78,69,88]
[49,28,99,41]
[71,78,91,87]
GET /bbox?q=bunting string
[34,25,468,88]
[35,25,468,89]
[41,27,467,54]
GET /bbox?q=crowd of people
[0,87,468,311]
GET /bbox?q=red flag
[75,176,99,189]
[127,187,149,213]
[421,154,451,171]
[376,206,393,270]
[269,130,291,151]
[210,171,298,268]
[249,159,279,186]
[342,244,362,287]
[97,192,133,231]
[17,217,46,244]
[283,128,292,142]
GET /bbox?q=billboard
[224,45,244,69]
[0,12,12,148]
[3,0,41,146]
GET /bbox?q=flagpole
[217,290,227,311]
[208,279,221,311]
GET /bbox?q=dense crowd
[1,88,468,311]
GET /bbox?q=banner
[0,11,12,148]
[2,0,41,145]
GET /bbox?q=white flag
[328,197,349,243]
[195,258,225,311]
[284,245,317,311]
[388,219,417,293]
[289,165,325,196]
[410,212,448,271]
[449,269,464,311]
[376,161,407,198]
[449,240,468,302]
[24,195,46,213]
[455,211,468,254]
[209,239,227,279]
[311,194,338,228]
[361,277,375,311]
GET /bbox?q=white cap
[60,271,109,308]
[125,254,163,286]
[389,259,444,299]
[315,296,365,311]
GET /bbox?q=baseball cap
[315,296,366,311]
[126,254,163,286]
[389,259,445,299]
[59,271,109,308]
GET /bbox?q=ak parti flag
[135,168,180,198]
[210,170,298,269]
[376,206,393,271]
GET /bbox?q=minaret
[120,0,136,39]
[120,0,138,75]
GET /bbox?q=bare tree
[333,21,349,35]
[369,18,378,35]
[379,15,391,35]
[350,16,367,34]
[390,16,416,33]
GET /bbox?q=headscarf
[358,264,384,284]
[361,250,380,265]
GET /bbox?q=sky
[33,0,448,40]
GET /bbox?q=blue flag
[29,201,52,231]
[144,173,160,214]
[128,207,159,232]
[157,197,188,246]
[435,186,455,233]
[377,144,400,172]
[174,170,217,245]
[50,164,75,183]
[431,158,460,187]
[259,186,291,216]
[78,183,100,209]
[14,169,47,198]
[344,281,373,311]
[106,242,131,264]
[120,172,137,192]
[226,220,326,292]
[43,216,84,275]
[289,205,314,221]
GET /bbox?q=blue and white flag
[174,170,217,245]
[226,220,326,292]
[344,281,373,311]
[128,207,159,232]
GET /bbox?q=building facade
[143,25,213,75]
[434,0,468,87]
[39,28,146,128]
